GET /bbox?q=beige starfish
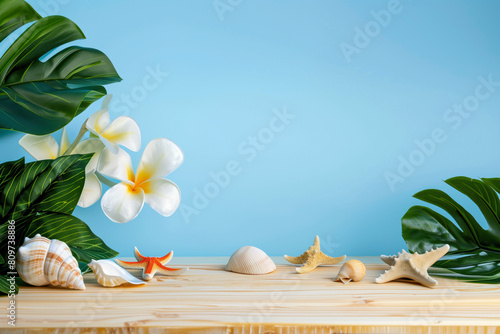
[284,235,346,274]
[376,244,450,287]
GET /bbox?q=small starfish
[376,244,450,287]
[115,247,188,280]
[284,235,346,274]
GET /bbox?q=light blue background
[1,0,500,258]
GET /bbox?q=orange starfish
[115,247,188,280]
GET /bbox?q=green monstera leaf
[0,0,41,43]
[402,177,500,284]
[0,0,121,135]
[0,156,118,295]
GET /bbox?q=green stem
[95,171,118,188]
[63,119,89,155]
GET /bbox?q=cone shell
[334,259,366,284]
[226,246,276,275]
[88,259,146,287]
[16,234,85,290]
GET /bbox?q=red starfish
[115,247,188,280]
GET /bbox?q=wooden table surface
[1,256,500,334]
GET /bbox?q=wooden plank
[1,256,499,333]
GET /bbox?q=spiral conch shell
[334,259,366,284]
[88,259,146,287]
[226,246,276,275]
[16,234,85,290]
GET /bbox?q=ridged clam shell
[226,246,276,275]
[334,259,366,284]
[88,260,146,287]
[16,234,85,290]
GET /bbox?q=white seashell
[334,259,366,284]
[88,259,146,287]
[226,246,276,275]
[16,234,85,290]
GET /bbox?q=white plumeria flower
[86,94,141,154]
[72,138,105,208]
[97,138,183,223]
[19,129,105,208]
[19,127,70,160]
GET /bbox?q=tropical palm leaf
[0,0,121,135]
[0,275,17,295]
[0,156,118,295]
[402,176,500,283]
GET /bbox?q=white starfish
[376,244,450,287]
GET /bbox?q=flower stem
[64,119,89,155]
[95,171,118,188]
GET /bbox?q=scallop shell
[16,234,85,290]
[88,259,146,287]
[226,246,276,275]
[334,259,366,284]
